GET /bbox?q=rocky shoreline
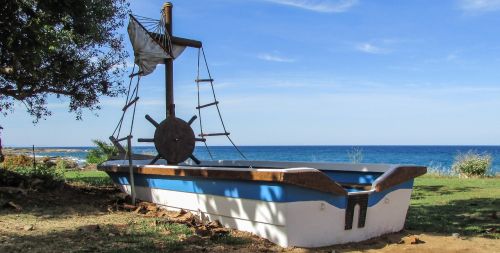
[1,148,87,169]
[3,147,84,155]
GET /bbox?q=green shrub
[12,164,65,182]
[452,151,492,178]
[86,139,119,164]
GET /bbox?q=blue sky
[3,0,500,146]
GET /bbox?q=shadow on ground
[1,183,120,217]
[407,196,498,238]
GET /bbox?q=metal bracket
[345,194,369,230]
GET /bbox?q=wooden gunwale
[98,164,348,196]
[372,166,427,192]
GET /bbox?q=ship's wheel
[138,114,204,165]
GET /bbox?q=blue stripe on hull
[107,172,413,208]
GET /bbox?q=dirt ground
[1,183,498,252]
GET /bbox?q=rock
[207,220,222,228]
[184,235,203,243]
[30,178,45,187]
[212,245,225,251]
[23,225,34,231]
[195,226,211,237]
[79,225,100,232]
[211,227,229,236]
[485,227,496,233]
[192,245,206,251]
[6,201,23,211]
[146,204,158,212]
[108,233,115,237]
[401,235,423,244]
[452,233,460,238]
[177,211,197,225]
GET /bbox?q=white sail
[128,18,186,76]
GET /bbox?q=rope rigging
[109,13,246,164]
[196,47,247,160]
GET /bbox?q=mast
[163,2,174,118]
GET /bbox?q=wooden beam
[171,36,202,48]
[163,2,175,118]
[149,33,202,48]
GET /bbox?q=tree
[0,0,129,122]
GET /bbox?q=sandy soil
[1,183,498,252]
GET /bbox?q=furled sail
[128,15,186,76]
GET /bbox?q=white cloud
[257,53,296,62]
[355,43,389,54]
[459,0,500,12]
[264,0,358,13]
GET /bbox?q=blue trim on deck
[107,172,413,209]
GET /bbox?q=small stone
[195,226,211,236]
[207,220,222,228]
[212,245,225,251]
[192,245,205,250]
[184,235,203,243]
[7,201,23,211]
[23,225,34,231]
[485,227,496,233]
[452,233,460,238]
[401,235,423,244]
[108,233,115,237]
[79,224,100,232]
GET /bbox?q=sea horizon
[5,145,500,173]
[6,144,500,148]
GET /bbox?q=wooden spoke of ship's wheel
[139,114,203,165]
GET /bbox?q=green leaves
[86,139,118,164]
[0,0,129,122]
[452,151,493,178]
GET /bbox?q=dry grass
[1,170,499,252]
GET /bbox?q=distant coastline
[2,146,499,173]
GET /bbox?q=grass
[1,169,499,252]
[64,170,114,186]
[103,218,194,253]
[1,167,498,253]
[407,175,499,238]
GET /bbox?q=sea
[28,145,500,173]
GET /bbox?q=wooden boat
[98,2,426,248]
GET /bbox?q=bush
[1,155,33,169]
[11,165,65,182]
[86,139,119,164]
[452,151,492,178]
